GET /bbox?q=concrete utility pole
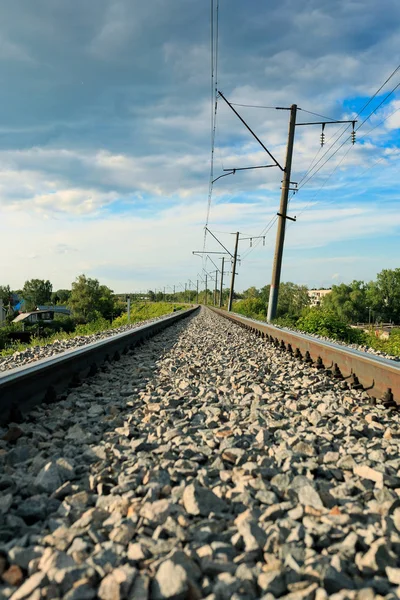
[214,270,218,306]
[205,275,208,305]
[228,232,240,312]
[267,104,297,322]
[219,257,224,308]
[196,280,199,304]
[127,295,131,324]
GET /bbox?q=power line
[297,108,337,121]
[203,0,220,266]
[234,65,400,268]
[289,76,400,222]
[297,76,400,195]
[295,65,400,191]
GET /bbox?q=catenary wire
[239,65,400,263]
[291,65,400,191]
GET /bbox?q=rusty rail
[209,307,400,406]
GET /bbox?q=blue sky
[0,0,399,292]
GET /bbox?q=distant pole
[205,275,208,305]
[214,270,218,306]
[196,280,199,304]
[228,232,239,312]
[127,295,131,324]
[163,287,165,301]
[219,257,224,308]
[267,104,297,322]
[185,283,187,303]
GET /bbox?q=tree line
[0,275,125,323]
[1,267,399,326]
[234,268,400,325]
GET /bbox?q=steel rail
[209,307,400,406]
[0,307,199,425]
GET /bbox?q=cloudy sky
[0,0,399,293]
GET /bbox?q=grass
[0,303,186,358]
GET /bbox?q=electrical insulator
[263,237,265,246]
[351,122,356,145]
[320,123,326,147]
[250,238,252,247]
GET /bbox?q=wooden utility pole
[219,257,224,308]
[228,232,239,312]
[267,104,297,322]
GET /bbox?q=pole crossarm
[192,250,230,255]
[239,235,266,241]
[295,120,357,126]
[218,91,284,171]
[223,164,276,172]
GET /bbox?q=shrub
[233,298,266,320]
[0,324,24,350]
[296,308,367,343]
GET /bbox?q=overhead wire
[289,73,400,221]
[295,64,400,191]
[202,0,219,268]
[239,64,400,264]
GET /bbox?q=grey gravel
[0,311,187,373]
[1,307,400,600]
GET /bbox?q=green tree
[243,286,260,299]
[259,285,270,304]
[22,279,53,311]
[69,275,120,322]
[367,268,400,323]
[0,285,11,305]
[276,282,309,319]
[51,289,71,304]
[322,281,368,323]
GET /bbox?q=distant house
[308,289,331,307]
[36,305,71,315]
[12,307,70,325]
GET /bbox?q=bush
[233,298,266,320]
[296,308,367,343]
[364,328,400,356]
[0,324,23,350]
[273,315,299,328]
[74,317,111,336]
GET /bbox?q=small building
[36,305,71,315]
[12,307,70,325]
[308,289,331,307]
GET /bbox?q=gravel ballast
[0,312,186,373]
[1,307,400,599]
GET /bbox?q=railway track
[209,307,400,407]
[1,307,400,599]
[0,307,198,425]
